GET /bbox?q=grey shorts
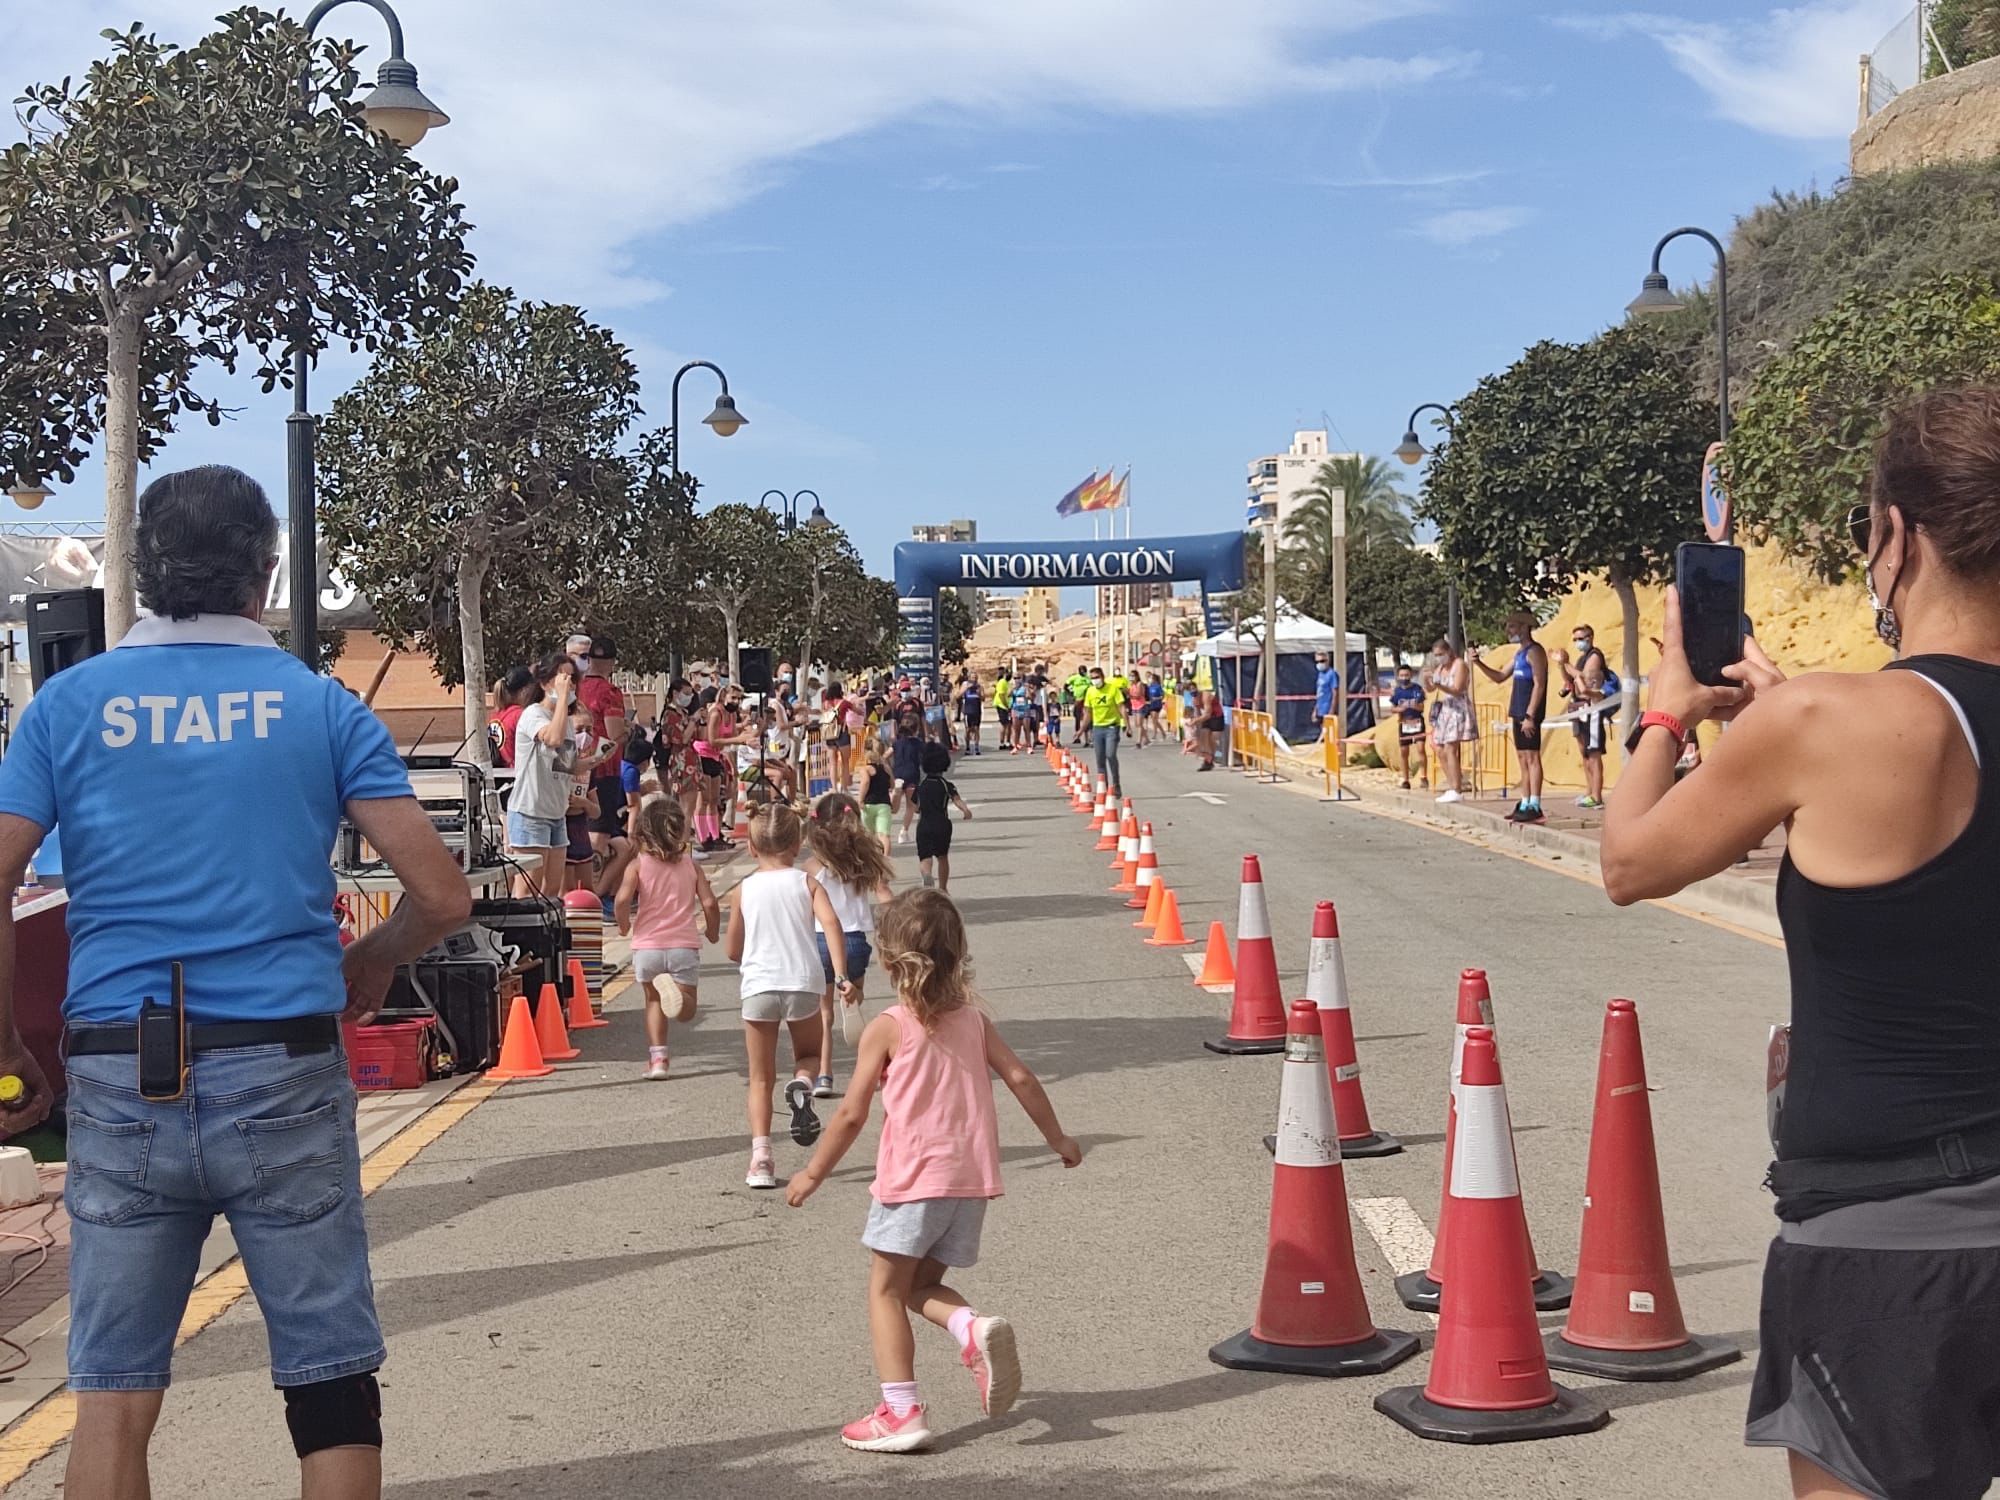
[862,1196,990,1266]
[741,989,820,1024]
[633,948,700,988]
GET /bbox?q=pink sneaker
[961,1315,1021,1418]
[839,1402,931,1453]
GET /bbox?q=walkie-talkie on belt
[137,960,188,1101]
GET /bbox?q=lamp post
[1616,223,1728,446]
[1396,402,1463,654]
[759,488,830,535]
[669,361,746,482]
[289,0,449,667]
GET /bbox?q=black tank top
[1775,655,2000,1164]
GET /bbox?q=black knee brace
[283,1372,382,1457]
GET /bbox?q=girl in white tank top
[805,793,897,1096]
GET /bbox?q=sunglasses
[1846,502,1872,556]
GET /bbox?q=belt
[65,1015,341,1057]
[1768,1115,2000,1221]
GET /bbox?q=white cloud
[1,1,1468,310]
[1560,2,1909,140]
[1412,205,1532,245]
[1309,167,1495,189]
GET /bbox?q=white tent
[1195,601,1365,660]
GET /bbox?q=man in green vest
[1083,665,1129,795]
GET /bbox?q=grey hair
[134,466,280,621]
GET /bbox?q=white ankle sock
[751,1135,771,1157]
[882,1381,920,1416]
[947,1306,977,1347]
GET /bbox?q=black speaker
[26,588,106,689]
[738,646,774,694]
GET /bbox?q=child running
[805,791,894,1097]
[914,743,972,893]
[725,804,853,1189]
[786,888,1083,1453]
[614,798,720,1080]
[859,742,895,856]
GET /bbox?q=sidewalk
[1270,754,1784,939]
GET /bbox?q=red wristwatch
[1624,709,1686,756]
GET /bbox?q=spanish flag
[1080,469,1128,512]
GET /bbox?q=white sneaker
[1436,790,1462,804]
[643,1053,670,1081]
[652,974,697,1023]
[745,1153,777,1190]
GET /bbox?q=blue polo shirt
[0,615,414,1024]
[1314,664,1339,718]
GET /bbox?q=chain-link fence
[1865,5,1924,116]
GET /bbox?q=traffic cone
[1211,1000,1420,1378]
[565,957,608,1030]
[1544,1000,1742,1381]
[532,981,579,1061]
[488,995,553,1080]
[1396,969,1570,1313]
[1194,921,1235,987]
[1111,810,1139,870]
[1135,876,1167,930]
[1095,802,1121,851]
[1306,902,1400,1159]
[1123,824,1159,905]
[1205,855,1286,1054]
[1146,888,1193,946]
[1375,1027,1607,1443]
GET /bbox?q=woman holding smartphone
[1601,389,2000,1500]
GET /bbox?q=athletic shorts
[740,989,820,1024]
[862,803,892,837]
[1202,715,1225,733]
[633,947,701,988]
[506,811,565,850]
[1512,717,1544,752]
[699,755,727,779]
[1399,721,1425,744]
[1573,709,1608,757]
[565,812,593,865]
[1746,1234,2000,1498]
[995,709,1010,725]
[862,1195,989,1267]
[815,931,873,984]
[916,820,952,861]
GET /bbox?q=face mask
[1866,550,1902,652]
[1506,632,1522,645]
[1572,638,1590,653]
[675,691,693,708]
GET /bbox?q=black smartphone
[137,962,187,1101]
[1675,542,1747,687]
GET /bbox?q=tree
[937,588,974,666]
[1346,544,1448,662]
[1729,273,2000,580]
[317,283,642,757]
[0,11,471,639]
[1930,0,2000,74]
[780,522,875,678]
[1420,323,1710,741]
[1284,454,1415,561]
[683,503,791,682]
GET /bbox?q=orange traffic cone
[1095,801,1121,851]
[1397,969,1570,1313]
[488,995,553,1080]
[1212,1000,1420,1378]
[566,958,608,1030]
[1122,824,1158,904]
[1205,855,1286,1054]
[1375,1027,1607,1443]
[1545,1000,1741,1381]
[1134,876,1167,930]
[532,981,579,1061]
[1146,888,1193,946]
[1306,902,1400,1158]
[1110,810,1139,870]
[1194,921,1235,987]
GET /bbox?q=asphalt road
[6,734,1795,1497]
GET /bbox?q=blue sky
[4,0,1910,580]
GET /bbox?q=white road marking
[1178,791,1228,805]
[1180,952,1233,994]
[1352,1196,1441,1325]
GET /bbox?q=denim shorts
[64,1041,384,1391]
[815,931,873,985]
[506,810,565,850]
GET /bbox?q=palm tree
[1283,454,1414,560]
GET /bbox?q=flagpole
[1092,511,1102,670]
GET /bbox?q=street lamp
[671,360,746,481]
[1627,226,1730,448]
[1397,402,1463,654]
[6,480,50,512]
[288,0,449,667]
[761,488,830,534]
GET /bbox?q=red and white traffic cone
[1095,800,1122,851]
[1205,855,1286,1055]
[1266,902,1400,1158]
[1396,969,1570,1313]
[1110,809,1139,870]
[1375,1027,1607,1443]
[1212,1000,1420,1378]
[1545,1000,1742,1381]
[1123,824,1159,907]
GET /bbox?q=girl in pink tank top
[613,799,719,1080]
[786,889,1083,1455]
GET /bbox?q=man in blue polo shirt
[0,466,469,1499]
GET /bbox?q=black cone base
[1205,1035,1285,1056]
[1395,1267,1571,1313]
[1211,1326,1420,1378]
[1544,1330,1742,1382]
[1373,1383,1608,1444]
[1261,1130,1403,1160]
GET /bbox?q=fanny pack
[1768,1116,2000,1221]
